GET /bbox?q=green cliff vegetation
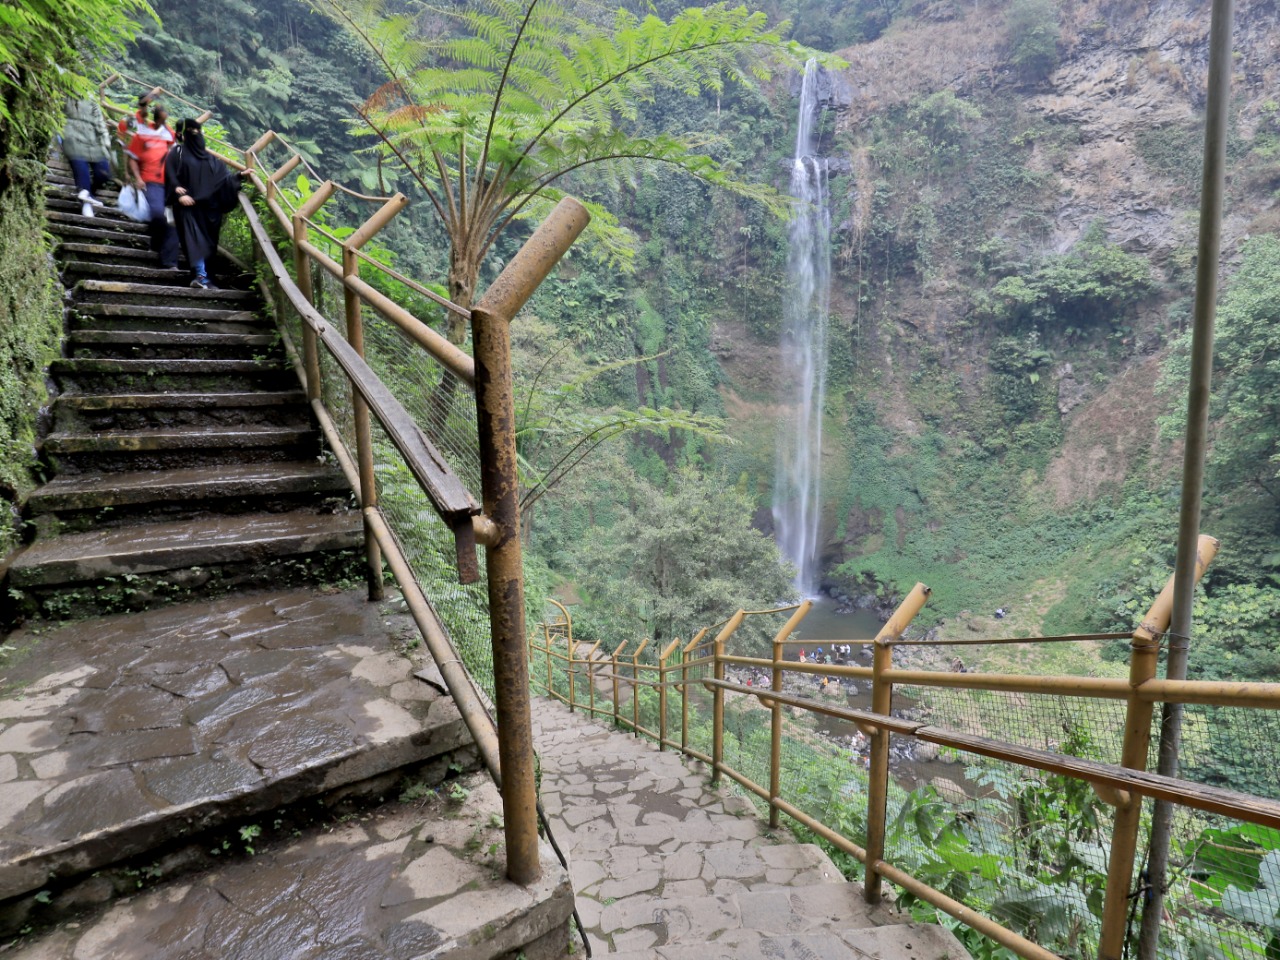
[91,0,1280,686]
[0,0,151,552]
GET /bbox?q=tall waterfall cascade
[773,59,831,597]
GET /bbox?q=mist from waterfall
[773,59,830,598]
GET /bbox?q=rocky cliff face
[721,0,1280,618]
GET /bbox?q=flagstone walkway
[531,697,971,960]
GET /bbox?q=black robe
[164,134,241,268]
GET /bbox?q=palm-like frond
[314,0,842,305]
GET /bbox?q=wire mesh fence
[526,609,1280,960]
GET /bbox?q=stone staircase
[0,157,573,957]
[5,159,361,618]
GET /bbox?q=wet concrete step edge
[7,510,364,586]
[41,425,318,455]
[26,462,350,514]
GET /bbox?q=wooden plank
[237,194,478,523]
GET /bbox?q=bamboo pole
[770,601,813,828]
[865,583,931,903]
[631,638,650,738]
[659,638,680,752]
[612,641,628,729]
[1099,537,1218,959]
[711,611,746,784]
[291,181,336,404]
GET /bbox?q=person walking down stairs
[123,103,179,270]
[165,119,250,290]
[60,99,112,218]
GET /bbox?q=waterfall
[773,59,830,598]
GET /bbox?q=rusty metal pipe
[474,198,591,319]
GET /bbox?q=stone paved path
[532,697,971,960]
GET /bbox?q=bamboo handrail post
[544,624,552,696]
[567,631,577,712]
[865,583,931,904]
[711,611,745,784]
[291,181,336,403]
[1098,537,1218,959]
[611,641,628,729]
[469,198,588,886]
[659,638,680,751]
[769,601,812,828]
[632,638,650,738]
[341,244,384,601]
[681,647,690,754]
[587,641,600,719]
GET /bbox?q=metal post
[468,197,589,886]
[711,610,746,785]
[1138,0,1235,950]
[770,602,813,829]
[1099,537,1219,960]
[865,583,931,903]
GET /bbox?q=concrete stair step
[48,358,291,395]
[6,509,362,588]
[44,182,121,204]
[2,760,572,958]
[42,423,315,457]
[46,221,151,247]
[46,209,148,234]
[60,260,198,285]
[50,390,311,433]
[72,279,257,311]
[55,242,162,267]
[44,197,135,223]
[68,329,278,361]
[27,461,348,516]
[0,590,481,908]
[70,302,260,324]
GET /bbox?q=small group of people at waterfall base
[797,645,857,665]
[61,93,250,290]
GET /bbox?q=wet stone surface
[532,698,972,959]
[0,589,469,899]
[5,772,574,960]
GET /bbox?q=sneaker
[77,189,104,208]
[81,202,95,218]
[190,277,210,290]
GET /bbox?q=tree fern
[313,0,835,341]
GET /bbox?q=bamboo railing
[94,76,586,886]
[530,536,1280,960]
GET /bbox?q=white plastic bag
[117,184,149,222]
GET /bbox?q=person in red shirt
[125,103,178,269]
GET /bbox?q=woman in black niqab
[165,120,247,290]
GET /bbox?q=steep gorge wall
[716,0,1280,631]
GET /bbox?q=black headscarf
[166,120,233,207]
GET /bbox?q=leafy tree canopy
[314,0,834,340]
[572,464,795,649]
[0,0,154,151]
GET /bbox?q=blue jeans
[69,157,110,196]
[144,181,180,269]
[192,258,207,282]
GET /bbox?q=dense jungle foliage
[109,0,1280,681]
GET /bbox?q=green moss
[0,156,62,554]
